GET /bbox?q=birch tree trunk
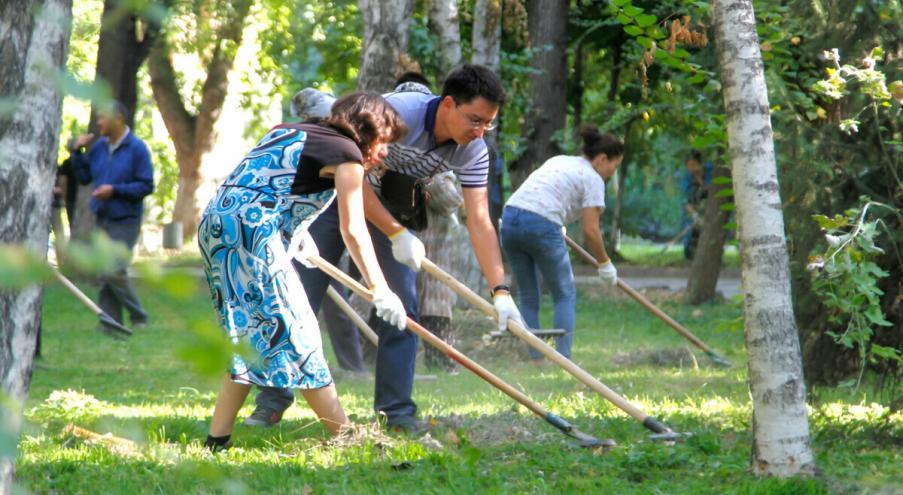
[471,0,501,71]
[357,0,414,91]
[429,0,461,80]
[147,0,252,239]
[713,0,816,477]
[0,0,72,489]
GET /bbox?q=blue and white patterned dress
[198,126,343,389]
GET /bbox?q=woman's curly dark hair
[325,92,407,163]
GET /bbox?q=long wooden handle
[51,267,103,315]
[421,258,657,426]
[325,285,378,345]
[564,235,712,353]
[307,255,551,420]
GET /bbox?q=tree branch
[194,0,252,153]
[147,38,196,163]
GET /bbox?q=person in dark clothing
[681,150,714,260]
[71,100,154,331]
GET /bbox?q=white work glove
[493,293,524,332]
[389,229,425,271]
[597,260,618,286]
[288,230,318,268]
[372,285,407,330]
[560,225,567,236]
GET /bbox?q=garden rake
[564,234,732,368]
[305,253,613,449]
[422,257,688,442]
[50,266,133,337]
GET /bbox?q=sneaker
[243,406,284,427]
[131,320,148,330]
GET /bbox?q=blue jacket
[72,131,154,221]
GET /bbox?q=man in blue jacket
[72,100,154,332]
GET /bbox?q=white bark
[472,0,501,71]
[357,0,414,91]
[0,0,72,490]
[429,0,462,79]
[713,0,816,477]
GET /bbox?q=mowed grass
[19,263,902,494]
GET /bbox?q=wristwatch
[491,284,510,297]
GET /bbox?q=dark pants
[256,201,420,425]
[96,217,147,325]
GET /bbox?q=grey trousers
[96,217,147,325]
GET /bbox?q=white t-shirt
[506,155,606,226]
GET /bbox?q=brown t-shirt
[273,123,363,195]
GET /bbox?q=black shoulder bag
[379,170,430,231]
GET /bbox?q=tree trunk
[0,0,72,490]
[472,0,501,71]
[70,0,161,242]
[573,42,583,129]
[713,0,816,477]
[357,0,414,91]
[686,164,731,304]
[507,0,568,189]
[147,0,252,239]
[429,0,461,80]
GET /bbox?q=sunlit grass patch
[20,273,900,494]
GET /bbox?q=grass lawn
[20,263,901,494]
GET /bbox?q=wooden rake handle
[564,235,731,367]
[325,285,379,345]
[421,257,673,433]
[307,254,553,420]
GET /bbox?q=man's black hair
[688,150,703,163]
[395,71,431,88]
[440,64,506,106]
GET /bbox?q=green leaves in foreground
[0,245,51,288]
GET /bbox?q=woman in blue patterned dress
[200,92,409,449]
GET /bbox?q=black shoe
[386,418,430,435]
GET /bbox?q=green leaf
[612,0,631,6]
[687,73,706,84]
[624,25,644,36]
[724,222,737,230]
[623,5,644,16]
[674,48,691,59]
[646,26,666,40]
[636,36,653,49]
[864,305,893,327]
[636,14,657,27]
[870,344,902,363]
[715,188,734,198]
[0,245,50,288]
[712,176,732,185]
[692,135,715,148]
[812,214,846,230]
[617,13,632,25]
[719,203,736,212]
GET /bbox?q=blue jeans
[257,201,420,425]
[500,207,576,359]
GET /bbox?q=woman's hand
[372,285,407,330]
